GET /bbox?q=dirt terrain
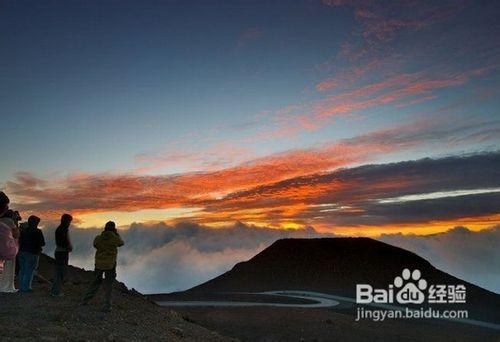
[172,306,500,342]
[0,254,233,341]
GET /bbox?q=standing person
[50,214,73,297]
[0,192,18,264]
[0,192,9,217]
[81,221,124,312]
[0,210,21,292]
[15,221,29,276]
[0,192,20,292]
[18,215,45,293]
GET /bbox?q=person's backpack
[0,219,18,260]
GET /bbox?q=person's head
[28,215,41,228]
[60,213,73,227]
[0,191,10,216]
[104,221,116,232]
[2,209,22,223]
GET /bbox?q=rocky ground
[0,255,234,341]
[172,306,500,342]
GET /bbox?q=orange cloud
[313,72,468,119]
[135,142,253,174]
[322,0,466,43]
[319,214,500,237]
[265,67,487,140]
[316,59,381,92]
[4,121,499,232]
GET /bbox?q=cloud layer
[379,225,500,294]
[41,222,500,294]
[42,222,327,293]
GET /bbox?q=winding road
[157,290,340,308]
[157,290,500,331]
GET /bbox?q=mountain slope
[0,254,233,341]
[181,238,500,323]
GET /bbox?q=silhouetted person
[0,210,21,292]
[0,192,9,213]
[0,193,16,258]
[51,214,73,297]
[82,221,124,312]
[15,221,29,276]
[0,192,20,293]
[18,215,45,292]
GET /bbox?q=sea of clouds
[41,222,500,294]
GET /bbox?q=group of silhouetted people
[0,191,124,312]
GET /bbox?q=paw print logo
[394,269,427,304]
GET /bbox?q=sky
[1,0,499,237]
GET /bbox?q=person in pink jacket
[0,209,21,292]
[0,192,18,262]
[0,192,20,293]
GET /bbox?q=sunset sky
[1,0,499,236]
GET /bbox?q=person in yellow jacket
[81,221,124,312]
